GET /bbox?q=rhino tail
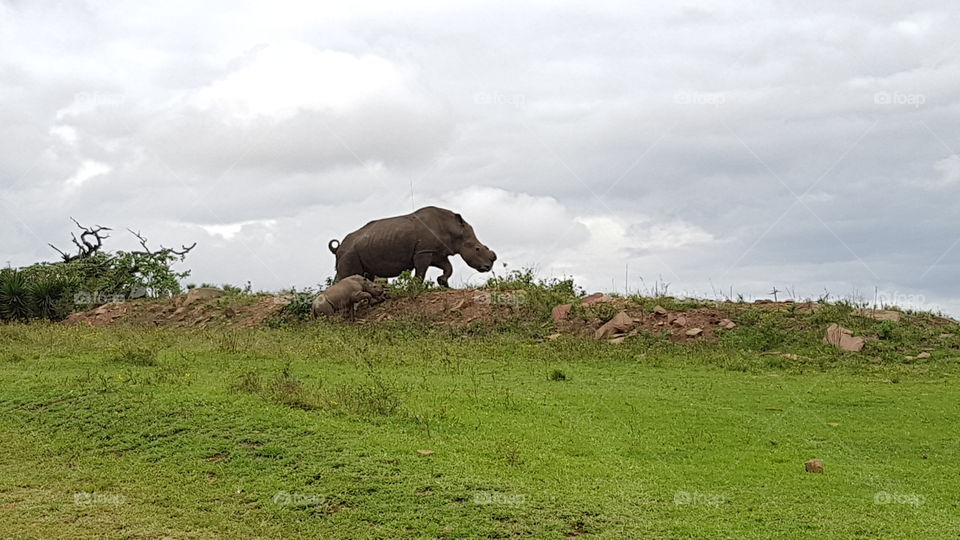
[328,239,340,255]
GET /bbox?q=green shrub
[0,270,32,321]
[386,270,434,298]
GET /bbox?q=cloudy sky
[1,1,958,313]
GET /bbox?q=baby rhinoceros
[311,275,386,319]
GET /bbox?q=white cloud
[190,42,413,121]
[66,160,112,187]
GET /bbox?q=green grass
[1,321,959,538]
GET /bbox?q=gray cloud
[2,1,959,314]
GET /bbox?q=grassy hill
[1,287,959,538]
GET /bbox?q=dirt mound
[62,288,731,343]
[63,294,290,328]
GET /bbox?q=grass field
[2,316,959,538]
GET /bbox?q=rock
[184,287,224,306]
[827,422,840,427]
[608,336,626,344]
[594,311,635,340]
[718,318,736,329]
[551,304,572,322]
[416,449,435,456]
[782,353,801,360]
[822,324,865,352]
[449,298,468,311]
[671,316,687,327]
[804,459,824,473]
[653,305,668,316]
[855,309,901,322]
[547,333,562,340]
[582,293,615,305]
[685,328,703,337]
[916,352,931,359]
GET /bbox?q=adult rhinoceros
[328,206,497,287]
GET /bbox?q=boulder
[184,287,225,306]
[583,293,615,305]
[822,324,865,352]
[671,316,687,327]
[855,309,901,322]
[685,328,703,337]
[718,318,736,329]
[551,303,572,322]
[594,311,635,340]
[653,305,668,316]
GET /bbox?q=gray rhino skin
[328,206,497,287]
[311,275,386,318]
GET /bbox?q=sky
[1,1,958,314]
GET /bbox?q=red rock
[823,323,865,352]
[583,293,615,305]
[594,311,635,339]
[551,304,572,322]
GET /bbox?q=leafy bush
[0,270,32,321]
[385,270,434,298]
[481,268,581,320]
[1,224,196,321]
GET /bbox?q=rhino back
[345,214,450,277]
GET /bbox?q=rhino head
[455,214,497,272]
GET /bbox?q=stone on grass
[594,311,635,340]
[823,323,865,352]
[804,459,824,473]
[551,304,572,322]
[583,293,615,305]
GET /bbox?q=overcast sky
[1,1,958,313]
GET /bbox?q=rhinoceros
[328,206,497,287]
[311,274,386,319]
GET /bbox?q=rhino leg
[311,296,335,318]
[347,291,374,321]
[413,251,433,283]
[435,256,453,288]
